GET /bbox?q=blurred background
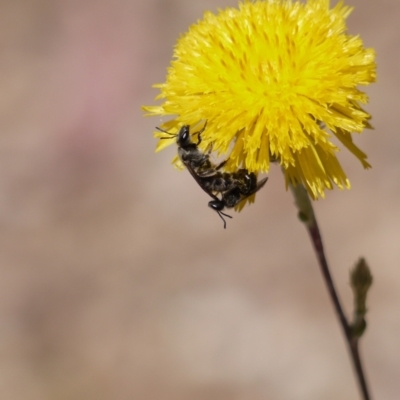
[0,0,398,399]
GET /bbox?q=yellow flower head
[143,0,376,199]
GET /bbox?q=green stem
[290,183,371,400]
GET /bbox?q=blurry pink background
[0,1,398,399]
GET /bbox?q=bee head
[208,199,232,229]
[177,125,191,147]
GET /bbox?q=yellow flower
[143,0,376,199]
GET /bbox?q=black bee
[156,122,226,178]
[157,122,231,219]
[200,168,259,194]
[208,172,268,228]
[156,123,267,228]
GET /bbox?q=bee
[156,122,226,178]
[156,123,267,228]
[208,172,268,228]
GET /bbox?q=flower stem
[290,183,371,400]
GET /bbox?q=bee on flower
[143,0,376,201]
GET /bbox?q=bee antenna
[217,210,232,229]
[156,126,177,139]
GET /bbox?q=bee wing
[196,169,220,178]
[183,161,220,202]
[233,177,268,212]
[253,177,269,193]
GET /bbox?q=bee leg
[215,160,227,170]
[193,121,208,145]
